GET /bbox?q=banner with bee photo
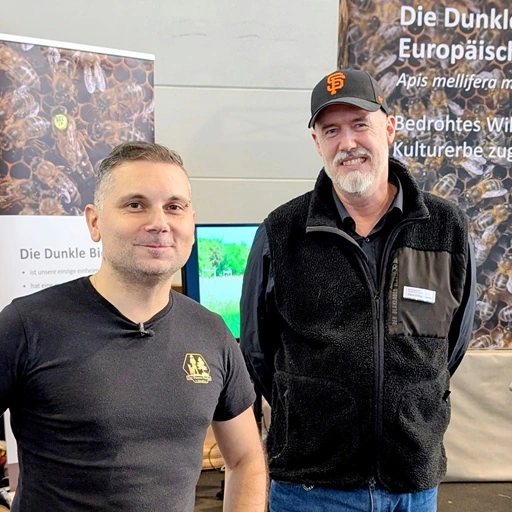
[0,33,154,306]
[0,34,154,475]
[339,0,512,349]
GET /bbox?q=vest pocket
[387,248,465,338]
[268,370,359,473]
[382,378,450,484]
[395,380,451,438]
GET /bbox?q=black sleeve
[447,240,477,375]
[212,329,257,422]
[239,224,276,403]
[0,302,29,414]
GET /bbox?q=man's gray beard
[338,170,376,196]
[325,167,377,197]
[326,148,377,197]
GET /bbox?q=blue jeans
[270,480,438,512]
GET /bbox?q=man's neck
[335,182,398,238]
[90,269,173,323]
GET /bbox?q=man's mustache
[333,148,371,166]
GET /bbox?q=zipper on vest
[373,218,419,482]
[368,477,376,510]
[372,287,383,489]
[374,310,384,488]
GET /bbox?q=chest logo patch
[183,353,212,384]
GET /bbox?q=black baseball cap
[308,69,390,128]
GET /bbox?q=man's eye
[127,202,143,209]
[167,204,184,212]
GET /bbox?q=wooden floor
[195,470,512,512]
[195,470,225,512]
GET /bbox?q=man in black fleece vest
[240,69,476,512]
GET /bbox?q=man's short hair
[94,141,188,208]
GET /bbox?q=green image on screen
[196,225,259,338]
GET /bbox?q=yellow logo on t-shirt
[183,353,212,384]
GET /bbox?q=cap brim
[308,97,383,128]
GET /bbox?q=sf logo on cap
[327,71,346,96]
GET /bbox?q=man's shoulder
[171,291,230,331]
[11,277,86,309]
[268,189,314,220]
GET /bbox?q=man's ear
[311,130,322,156]
[386,115,397,145]
[85,204,101,243]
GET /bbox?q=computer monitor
[181,223,260,339]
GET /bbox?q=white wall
[2,0,339,283]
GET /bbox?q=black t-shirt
[0,277,255,511]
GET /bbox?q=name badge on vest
[403,286,436,304]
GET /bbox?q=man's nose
[144,208,170,232]
[337,128,358,152]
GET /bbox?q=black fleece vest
[264,161,468,493]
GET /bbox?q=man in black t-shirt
[0,142,267,512]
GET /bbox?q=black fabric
[252,159,471,493]
[0,278,255,512]
[332,172,403,286]
[240,225,276,402]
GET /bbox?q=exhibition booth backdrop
[2,0,512,488]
